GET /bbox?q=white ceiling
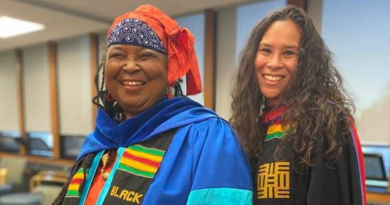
[0,0,258,52]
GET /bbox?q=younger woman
[230,6,366,205]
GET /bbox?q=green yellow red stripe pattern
[265,123,288,141]
[66,168,88,198]
[118,144,165,178]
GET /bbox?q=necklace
[101,150,114,180]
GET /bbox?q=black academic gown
[253,106,366,205]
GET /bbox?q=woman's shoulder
[187,116,232,131]
[311,101,353,129]
[181,117,249,164]
[178,116,239,143]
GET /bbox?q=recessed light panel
[0,16,45,38]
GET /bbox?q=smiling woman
[104,45,168,119]
[255,20,300,106]
[230,6,367,205]
[53,4,253,205]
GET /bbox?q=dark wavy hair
[230,6,355,169]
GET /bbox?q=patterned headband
[107,18,167,54]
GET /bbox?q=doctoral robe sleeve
[186,118,253,205]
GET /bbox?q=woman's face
[255,20,301,106]
[105,45,168,119]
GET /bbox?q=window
[236,0,287,61]
[0,131,20,153]
[57,36,93,136]
[26,132,53,158]
[0,51,19,142]
[322,0,390,143]
[22,44,53,157]
[175,13,205,105]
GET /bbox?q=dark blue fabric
[107,18,167,54]
[77,97,217,161]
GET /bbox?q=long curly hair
[230,6,355,168]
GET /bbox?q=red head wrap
[107,5,202,95]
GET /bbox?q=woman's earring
[106,92,115,102]
[166,87,173,99]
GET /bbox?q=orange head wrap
[106,5,202,95]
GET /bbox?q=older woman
[230,6,366,205]
[54,5,252,205]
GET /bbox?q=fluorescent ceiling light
[0,16,45,38]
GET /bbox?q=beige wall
[57,36,93,135]
[215,7,237,120]
[0,51,19,131]
[22,44,51,132]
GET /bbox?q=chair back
[0,157,27,184]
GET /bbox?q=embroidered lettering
[114,186,120,197]
[132,193,143,204]
[119,190,128,200]
[109,186,143,204]
[110,186,118,196]
[257,162,290,199]
[126,191,135,201]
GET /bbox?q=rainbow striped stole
[66,168,88,198]
[118,144,165,178]
[265,121,288,141]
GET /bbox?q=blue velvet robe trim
[77,97,217,161]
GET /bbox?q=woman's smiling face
[105,45,168,119]
[255,20,301,106]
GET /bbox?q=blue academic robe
[62,97,253,205]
